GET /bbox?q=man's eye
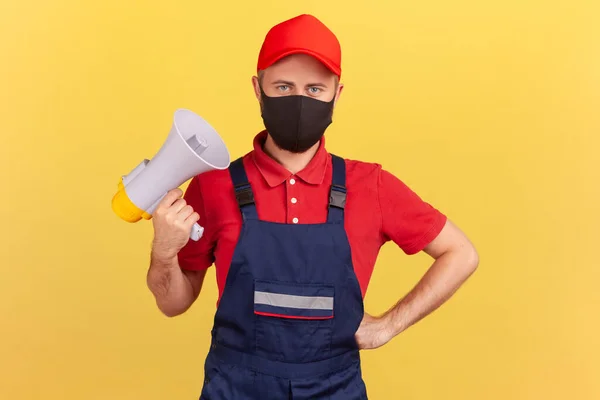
[308,87,321,94]
[277,85,289,91]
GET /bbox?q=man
[147,14,478,399]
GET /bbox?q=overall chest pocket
[253,280,334,363]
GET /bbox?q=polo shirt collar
[251,130,330,187]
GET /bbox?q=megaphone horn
[111,109,231,241]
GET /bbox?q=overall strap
[327,154,347,224]
[228,157,258,220]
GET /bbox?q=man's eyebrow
[270,79,295,86]
[306,82,328,88]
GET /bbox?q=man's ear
[334,83,344,106]
[252,76,261,101]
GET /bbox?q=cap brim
[261,48,341,77]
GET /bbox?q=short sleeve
[177,176,216,270]
[378,169,447,255]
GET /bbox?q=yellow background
[1,0,598,399]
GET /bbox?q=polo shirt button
[290,178,296,185]
[291,197,297,204]
[292,217,299,224]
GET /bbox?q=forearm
[384,248,479,336]
[146,251,198,317]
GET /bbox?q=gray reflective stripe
[254,291,334,310]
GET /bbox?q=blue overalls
[199,155,368,399]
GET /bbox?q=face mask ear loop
[258,84,267,110]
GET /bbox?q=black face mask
[260,87,335,153]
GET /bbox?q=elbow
[148,284,188,318]
[446,241,479,276]
[465,244,479,274]
[157,302,187,318]
[161,309,183,318]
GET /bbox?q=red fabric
[257,14,342,77]
[178,131,447,302]
[254,312,333,321]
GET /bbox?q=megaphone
[111,109,231,241]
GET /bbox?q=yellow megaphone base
[111,180,152,223]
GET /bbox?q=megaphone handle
[190,222,204,241]
[148,194,204,241]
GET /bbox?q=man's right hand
[151,188,200,261]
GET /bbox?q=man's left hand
[354,313,395,350]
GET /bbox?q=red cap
[257,14,342,78]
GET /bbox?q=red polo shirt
[178,131,447,301]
